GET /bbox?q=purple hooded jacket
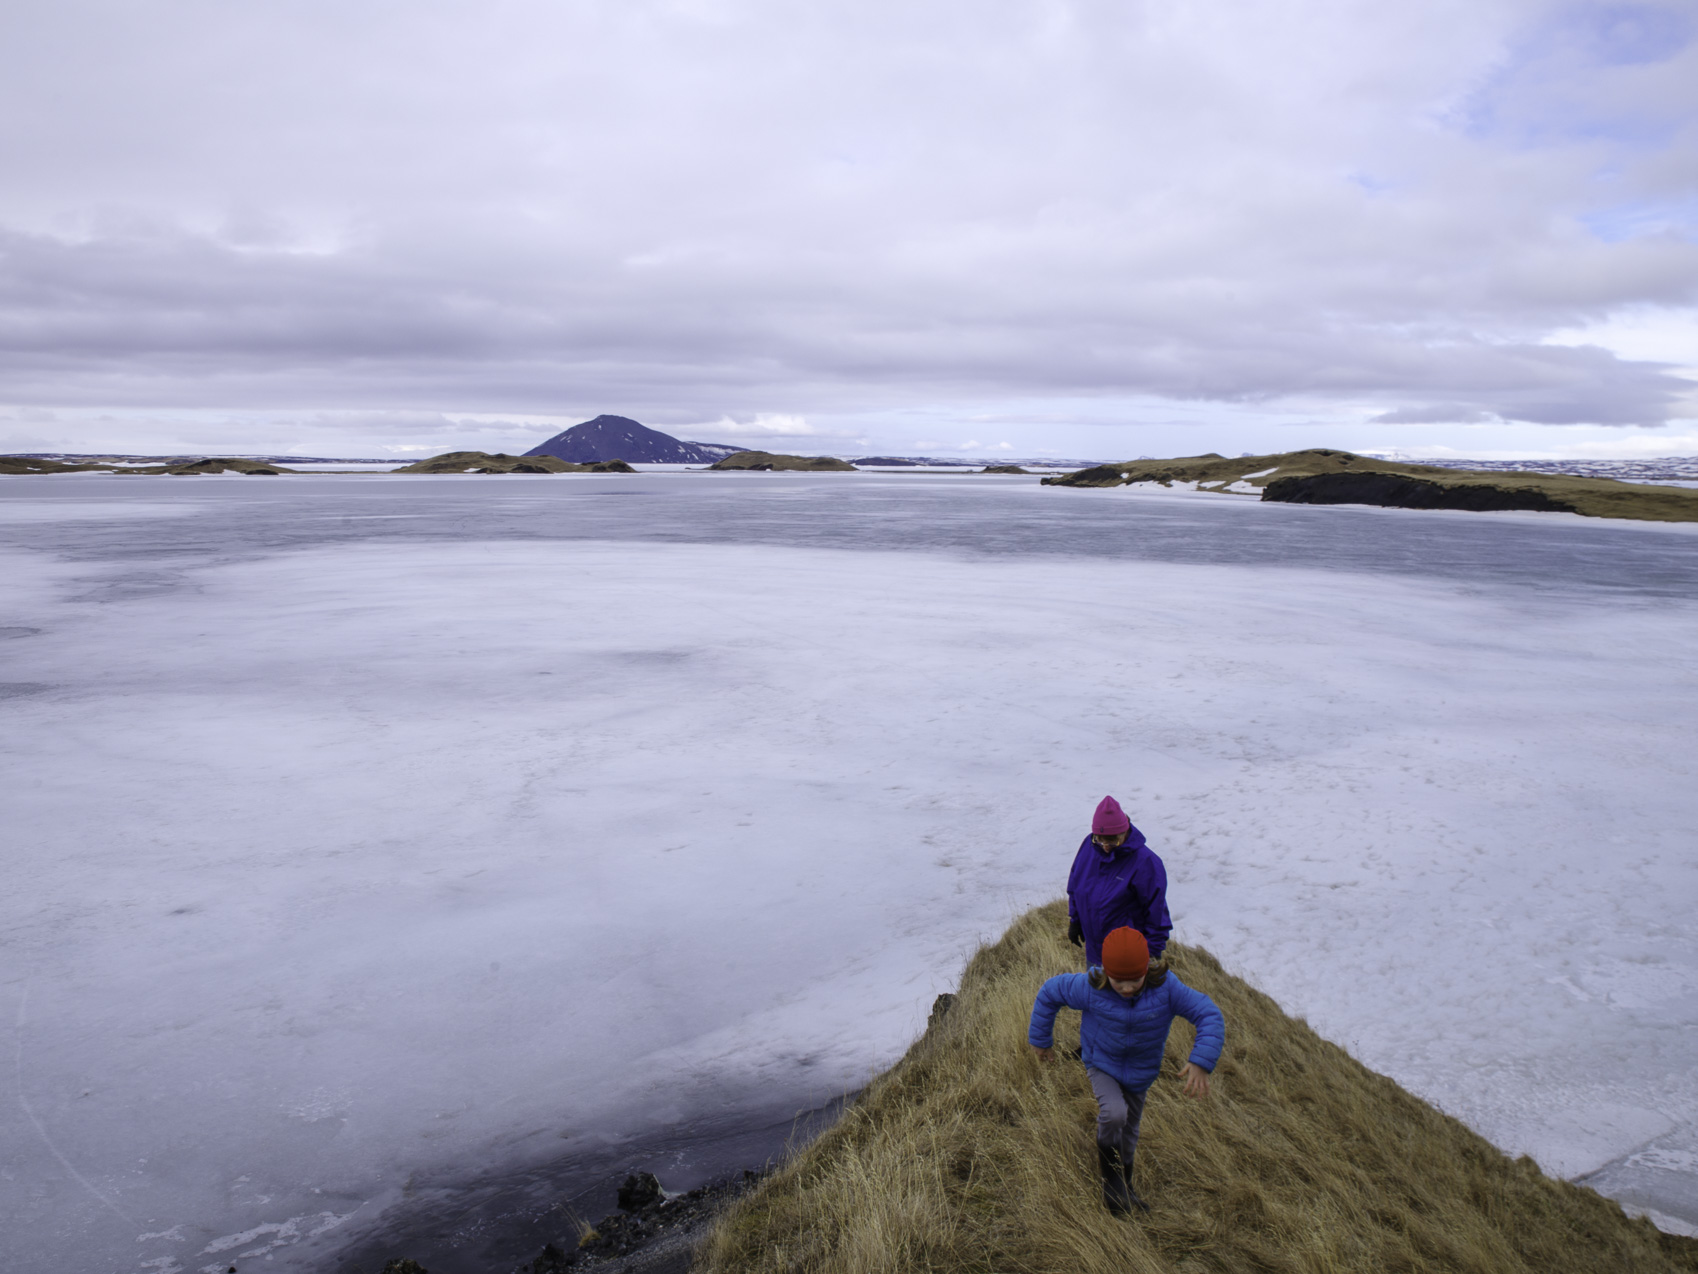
[1067,824,1171,966]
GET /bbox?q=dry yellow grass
[698,900,1698,1274]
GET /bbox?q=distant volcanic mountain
[523,415,742,465]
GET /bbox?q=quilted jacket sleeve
[1028,973,1089,1049]
[1167,977,1225,1072]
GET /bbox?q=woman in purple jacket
[1067,795,1172,967]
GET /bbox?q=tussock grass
[698,900,1698,1274]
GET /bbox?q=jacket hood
[1089,823,1147,856]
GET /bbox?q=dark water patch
[607,650,695,666]
[0,625,42,638]
[67,568,197,603]
[0,682,54,699]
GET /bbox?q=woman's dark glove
[1067,918,1083,947]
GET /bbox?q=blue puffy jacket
[1067,827,1171,966]
[1028,971,1224,1091]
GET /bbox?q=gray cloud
[1,0,1695,442]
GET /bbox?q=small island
[0,455,295,475]
[708,451,857,471]
[393,452,635,474]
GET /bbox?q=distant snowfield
[3,478,1696,1271]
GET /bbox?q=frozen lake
[4,471,1697,1272]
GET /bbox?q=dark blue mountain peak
[524,415,740,465]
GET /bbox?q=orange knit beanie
[1101,927,1150,980]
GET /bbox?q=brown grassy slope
[698,900,1698,1274]
[709,451,857,471]
[1041,448,1698,523]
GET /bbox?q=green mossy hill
[1042,448,1698,523]
[154,457,294,475]
[708,451,857,471]
[0,456,113,474]
[699,900,1698,1274]
[394,451,634,474]
[3,456,294,475]
[1045,448,1471,490]
[978,464,1034,474]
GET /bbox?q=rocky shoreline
[369,1168,765,1274]
[331,1086,862,1274]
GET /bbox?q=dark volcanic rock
[617,1172,663,1212]
[524,416,736,465]
[927,993,956,1030]
[512,1170,766,1274]
[1262,471,1578,514]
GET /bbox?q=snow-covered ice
[3,472,1696,1271]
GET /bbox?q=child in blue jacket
[1029,926,1224,1215]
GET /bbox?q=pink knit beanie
[1092,795,1131,835]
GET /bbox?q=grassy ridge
[698,901,1698,1274]
[1041,449,1698,522]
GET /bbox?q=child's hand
[1180,1062,1211,1097]
[1033,1045,1055,1063]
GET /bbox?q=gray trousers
[1087,1067,1149,1167]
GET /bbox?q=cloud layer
[1,0,1695,445]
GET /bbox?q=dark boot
[1098,1145,1132,1217]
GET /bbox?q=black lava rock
[616,1172,662,1212]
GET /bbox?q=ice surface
[3,473,1697,1272]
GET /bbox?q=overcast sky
[2,0,1695,459]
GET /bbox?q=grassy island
[392,451,635,473]
[698,901,1697,1274]
[0,455,295,475]
[708,451,857,471]
[1041,449,1698,523]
